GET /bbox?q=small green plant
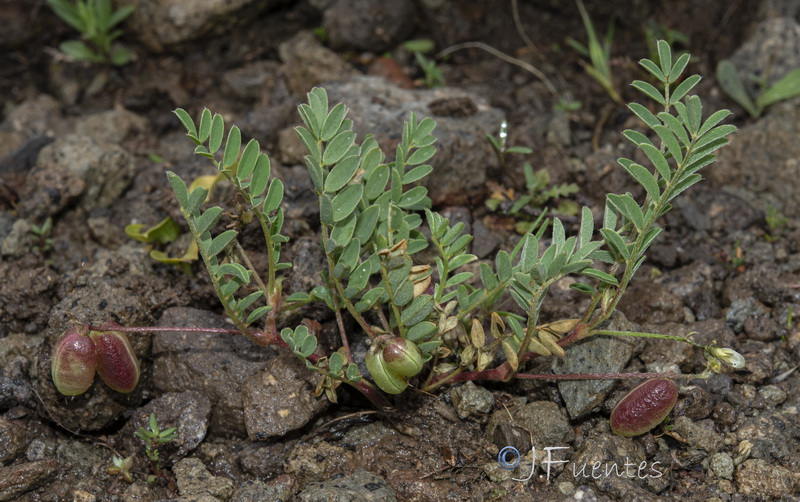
[162,39,740,406]
[486,120,534,170]
[486,123,579,229]
[414,52,445,88]
[567,0,622,104]
[53,42,745,439]
[716,60,800,118]
[46,0,135,66]
[764,205,788,243]
[401,39,444,88]
[106,455,134,483]
[134,412,178,483]
[29,217,54,258]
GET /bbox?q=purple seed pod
[89,330,140,393]
[51,327,98,396]
[610,378,678,437]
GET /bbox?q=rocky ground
[1,0,800,500]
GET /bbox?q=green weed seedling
[567,0,622,104]
[486,122,578,230]
[29,217,54,258]
[764,205,788,243]
[717,59,800,118]
[414,53,445,88]
[54,41,745,437]
[106,455,134,483]
[400,39,445,88]
[134,412,178,483]
[46,0,134,66]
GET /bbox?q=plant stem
[330,295,353,363]
[515,370,705,381]
[592,329,705,348]
[89,324,242,335]
[320,225,377,339]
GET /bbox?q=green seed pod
[610,378,678,437]
[380,337,423,377]
[51,327,98,396]
[365,346,408,394]
[89,330,140,393]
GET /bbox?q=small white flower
[708,347,746,369]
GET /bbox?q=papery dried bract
[89,330,140,393]
[51,327,98,396]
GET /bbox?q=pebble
[736,458,799,498]
[450,381,494,419]
[709,452,734,479]
[673,416,723,453]
[758,384,788,406]
[0,459,59,501]
[297,469,396,501]
[174,457,235,500]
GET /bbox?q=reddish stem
[516,371,682,381]
[88,324,242,335]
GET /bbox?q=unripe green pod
[365,347,408,394]
[89,330,140,393]
[610,378,678,437]
[51,327,98,396]
[380,337,423,377]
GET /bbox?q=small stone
[0,459,59,501]
[75,109,148,145]
[450,382,494,419]
[297,469,396,501]
[173,458,234,500]
[72,490,95,502]
[125,0,285,51]
[554,311,637,419]
[736,458,799,498]
[758,384,787,406]
[36,135,135,212]
[674,386,715,420]
[486,400,574,447]
[558,481,575,495]
[0,219,32,258]
[386,469,470,500]
[284,442,354,485]
[278,31,356,95]
[709,452,734,479]
[725,297,766,333]
[482,461,515,483]
[0,419,27,465]
[673,416,723,452]
[324,0,415,52]
[241,353,327,440]
[711,402,737,428]
[230,476,297,502]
